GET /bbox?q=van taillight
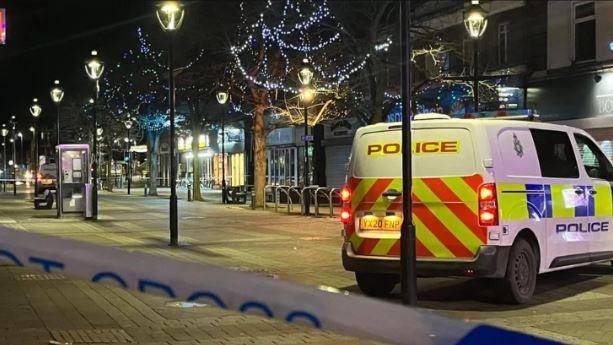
[478,183,498,226]
[340,186,352,224]
[340,206,352,224]
[340,185,352,203]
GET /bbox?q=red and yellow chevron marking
[344,174,485,259]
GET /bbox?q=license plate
[360,216,402,231]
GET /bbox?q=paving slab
[0,264,371,345]
[1,187,613,343]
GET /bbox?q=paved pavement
[0,264,363,345]
[2,186,613,344]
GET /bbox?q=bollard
[187,184,192,202]
[13,179,16,196]
[144,183,148,196]
[251,191,256,210]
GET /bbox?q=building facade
[177,123,247,188]
[529,1,613,159]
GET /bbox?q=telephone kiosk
[57,144,93,218]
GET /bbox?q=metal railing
[263,185,275,210]
[263,184,341,217]
[275,186,292,213]
[314,187,342,217]
[300,186,318,215]
[263,185,304,214]
[288,186,304,214]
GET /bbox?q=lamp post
[399,0,418,306]
[1,125,7,181]
[28,127,34,178]
[29,98,42,196]
[124,118,133,195]
[464,1,488,112]
[156,1,185,246]
[85,50,105,220]
[17,132,23,169]
[50,80,65,218]
[216,90,228,204]
[298,58,314,215]
[9,116,16,196]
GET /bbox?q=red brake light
[340,185,351,203]
[478,183,498,226]
[340,206,352,224]
[479,185,495,201]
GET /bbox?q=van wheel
[499,238,537,304]
[355,272,398,296]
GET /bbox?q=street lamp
[50,80,65,218]
[298,58,314,215]
[17,132,23,169]
[124,118,133,195]
[464,2,487,112]
[216,90,228,204]
[156,1,185,246]
[1,125,7,180]
[9,116,17,196]
[29,98,42,196]
[85,50,104,220]
[298,58,314,86]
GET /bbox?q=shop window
[573,1,595,62]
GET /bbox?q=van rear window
[352,128,476,178]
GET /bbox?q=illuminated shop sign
[178,134,209,152]
[0,9,6,44]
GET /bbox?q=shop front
[178,124,246,188]
[322,118,359,188]
[266,127,301,186]
[528,70,613,160]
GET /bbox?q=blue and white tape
[0,228,559,345]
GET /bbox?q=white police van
[340,114,613,303]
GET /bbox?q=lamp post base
[169,193,178,246]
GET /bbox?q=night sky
[0,1,236,132]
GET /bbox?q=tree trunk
[244,116,255,185]
[147,129,161,196]
[106,145,114,192]
[253,106,267,207]
[190,101,204,201]
[191,127,203,201]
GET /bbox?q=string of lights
[231,0,369,95]
[100,27,204,124]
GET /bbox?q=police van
[340,113,613,303]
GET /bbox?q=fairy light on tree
[98,27,196,196]
[231,0,367,207]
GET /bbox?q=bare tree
[231,0,365,206]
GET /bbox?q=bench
[227,186,247,204]
[34,189,55,209]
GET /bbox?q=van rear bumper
[342,242,510,278]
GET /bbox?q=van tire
[355,272,398,296]
[499,238,537,304]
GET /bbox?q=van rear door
[346,126,487,259]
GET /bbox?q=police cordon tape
[0,228,559,345]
